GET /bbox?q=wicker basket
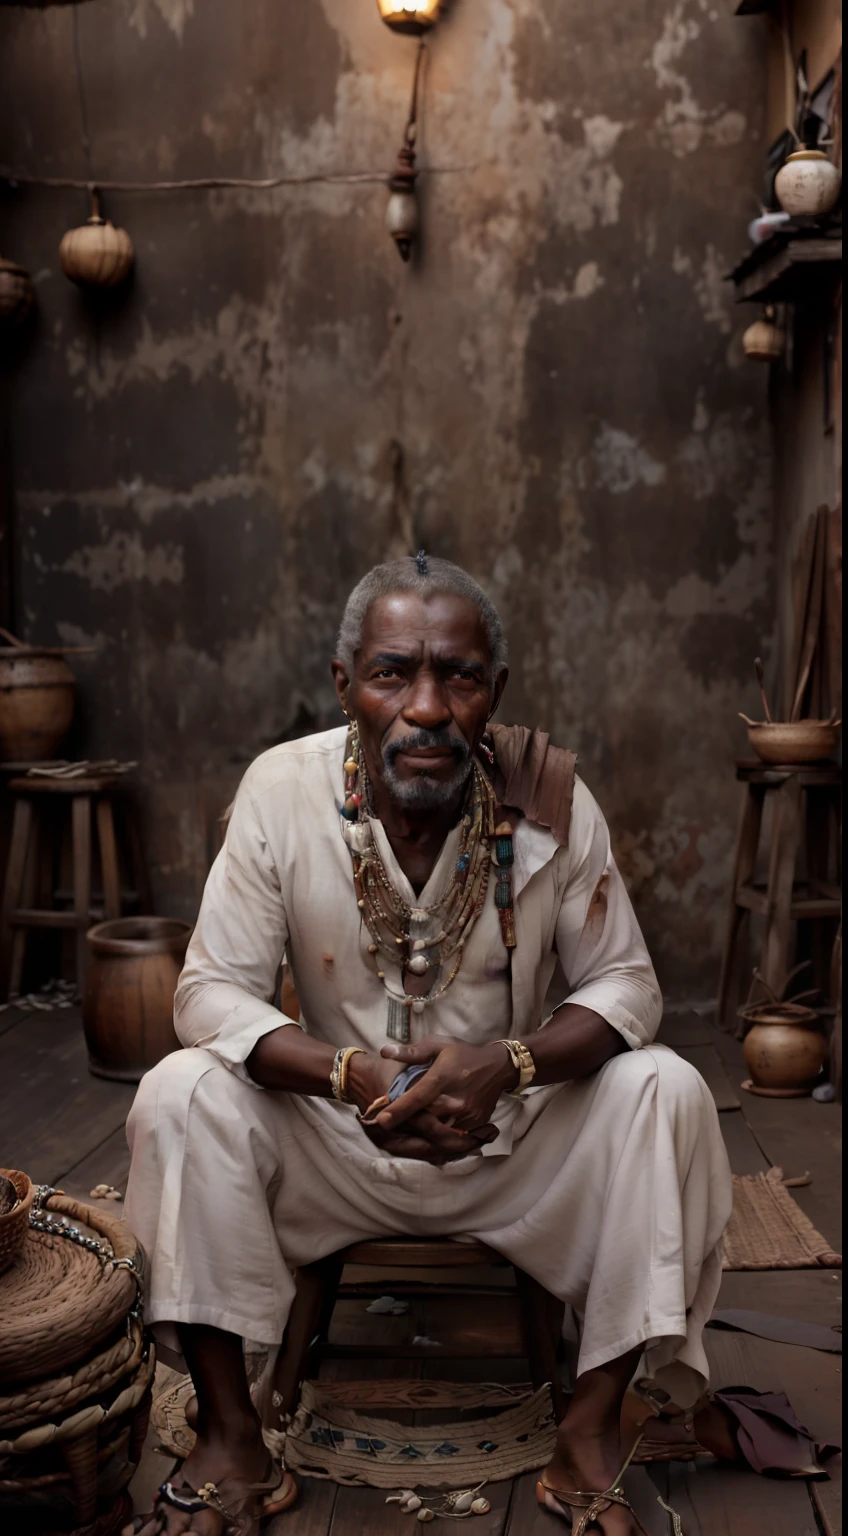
[0,1187,152,1532]
[0,1191,140,1383]
[0,1345,154,1529]
[0,1170,34,1277]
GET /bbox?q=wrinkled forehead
[357,590,491,663]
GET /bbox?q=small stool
[274,1237,567,1423]
[717,758,841,1033]
[0,773,151,1000]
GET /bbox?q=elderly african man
[124,555,731,1536]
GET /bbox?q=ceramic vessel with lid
[774,150,841,217]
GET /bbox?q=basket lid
[0,1191,141,1386]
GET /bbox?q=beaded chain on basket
[28,1185,145,1329]
[340,724,516,1042]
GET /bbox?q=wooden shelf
[729,229,842,302]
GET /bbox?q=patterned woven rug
[723,1169,842,1270]
[284,1380,557,1487]
[151,1373,555,1488]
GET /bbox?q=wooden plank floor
[0,1005,841,1535]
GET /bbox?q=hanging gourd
[59,188,134,288]
[0,256,34,330]
[742,305,784,363]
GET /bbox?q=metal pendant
[387,996,411,1042]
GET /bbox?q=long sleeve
[550,778,662,1049]
[173,768,301,1081]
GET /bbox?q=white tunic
[125,726,732,1407]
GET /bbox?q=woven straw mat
[723,1168,842,1270]
[0,1194,140,1385]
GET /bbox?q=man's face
[333,590,507,812]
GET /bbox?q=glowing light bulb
[376,0,441,35]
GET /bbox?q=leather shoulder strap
[487,723,577,846]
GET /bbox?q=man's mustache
[383,728,471,768]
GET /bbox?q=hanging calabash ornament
[742,305,784,363]
[59,188,134,288]
[384,38,427,262]
[386,143,419,261]
[0,256,34,331]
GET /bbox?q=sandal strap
[156,1477,238,1523]
[579,1491,644,1536]
[154,1461,284,1527]
[157,1480,226,1517]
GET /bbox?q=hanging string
[405,39,427,149]
[0,167,468,194]
[71,9,94,182]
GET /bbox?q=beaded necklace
[340,725,516,1041]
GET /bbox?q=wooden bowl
[0,1168,34,1275]
[745,718,840,764]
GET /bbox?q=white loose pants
[125,1043,731,1408]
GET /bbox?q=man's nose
[402,673,452,730]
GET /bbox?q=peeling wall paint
[0,0,771,998]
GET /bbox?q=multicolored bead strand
[492,819,517,949]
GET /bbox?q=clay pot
[59,215,134,288]
[0,639,76,762]
[742,1004,828,1095]
[0,256,34,329]
[83,917,192,1082]
[743,718,841,764]
[743,307,784,362]
[774,150,841,217]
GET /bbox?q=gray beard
[381,727,474,811]
[382,754,474,811]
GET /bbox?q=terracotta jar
[83,917,192,1082]
[742,1002,828,1096]
[774,149,841,217]
[0,632,76,762]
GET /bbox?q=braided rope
[0,1319,144,1430]
[0,1346,155,1455]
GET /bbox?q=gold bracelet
[495,1039,536,1093]
[330,1046,366,1104]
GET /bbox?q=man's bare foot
[538,1416,645,1535]
[126,1413,276,1535]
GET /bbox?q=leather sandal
[535,1434,684,1534]
[124,1463,297,1534]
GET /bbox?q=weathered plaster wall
[0,0,771,998]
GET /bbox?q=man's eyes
[368,667,480,683]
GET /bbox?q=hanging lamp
[377,1,441,35]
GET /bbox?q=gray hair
[335,555,508,675]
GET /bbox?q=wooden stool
[0,773,151,1000]
[717,759,841,1033]
[274,1237,567,1423]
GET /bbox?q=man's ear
[488,665,509,721]
[331,658,351,717]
